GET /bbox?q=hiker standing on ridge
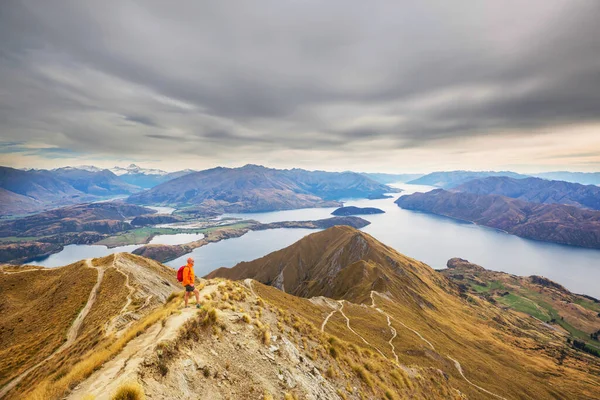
[182,257,201,308]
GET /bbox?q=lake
[213,183,600,297]
[29,183,600,297]
[28,232,204,267]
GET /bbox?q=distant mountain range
[128,164,396,213]
[110,164,195,188]
[52,167,140,196]
[407,170,529,188]
[532,171,600,185]
[456,176,600,210]
[110,163,170,176]
[396,189,600,249]
[1,166,98,216]
[3,163,598,218]
[408,170,600,188]
[360,172,423,184]
[0,165,192,216]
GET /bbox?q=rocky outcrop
[446,258,485,271]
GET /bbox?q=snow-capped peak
[110,164,168,176]
[53,165,105,172]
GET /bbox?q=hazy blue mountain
[0,166,93,216]
[128,164,395,212]
[532,171,600,186]
[360,172,423,184]
[112,164,195,188]
[52,167,141,196]
[455,176,600,210]
[408,170,528,188]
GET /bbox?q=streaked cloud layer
[1,0,599,172]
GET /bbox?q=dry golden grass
[0,261,97,389]
[23,292,184,400]
[110,381,145,400]
[252,277,600,400]
[262,328,271,345]
[80,266,129,336]
[263,393,273,400]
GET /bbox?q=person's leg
[194,288,200,304]
[184,290,189,307]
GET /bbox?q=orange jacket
[182,265,195,286]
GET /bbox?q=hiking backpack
[177,266,185,282]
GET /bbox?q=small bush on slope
[111,381,145,400]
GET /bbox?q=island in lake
[331,206,385,216]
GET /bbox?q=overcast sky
[1,0,599,173]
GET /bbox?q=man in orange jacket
[183,257,201,308]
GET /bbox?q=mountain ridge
[127,164,395,213]
[396,189,600,249]
[455,176,600,210]
[408,170,529,188]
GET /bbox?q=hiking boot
[196,303,202,309]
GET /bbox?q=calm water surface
[149,232,204,245]
[30,184,600,297]
[146,206,176,215]
[166,228,317,274]
[220,183,600,297]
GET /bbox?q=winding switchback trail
[370,291,400,363]
[370,291,505,399]
[338,300,387,358]
[0,259,104,399]
[448,356,507,399]
[320,306,339,332]
[66,259,104,344]
[106,255,135,334]
[371,291,435,350]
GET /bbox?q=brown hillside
[0,261,97,389]
[211,227,600,399]
[0,253,181,399]
[208,225,451,306]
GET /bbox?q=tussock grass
[110,381,145,400]
[262,329,272,346]
[25,293,184,400]
[352,364,374,390]
[263,392,274,400]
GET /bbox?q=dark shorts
[185,285,195,292]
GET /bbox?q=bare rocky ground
[68,281,344,400]
[67,278,462,400]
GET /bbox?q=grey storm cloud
[0,0,599,163]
